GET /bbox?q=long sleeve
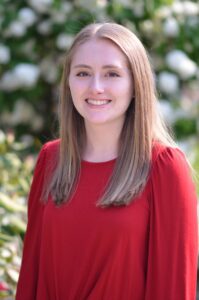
[145,147,198,300]
[16,145,47,300]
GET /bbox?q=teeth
[87,99,110,105]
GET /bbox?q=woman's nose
[89,76,105,94]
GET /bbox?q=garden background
[0,0,199,298]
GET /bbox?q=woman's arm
[145,147,198,300]
[15,145,47,300]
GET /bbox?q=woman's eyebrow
[73,64,124,70]
[102,64,123,69]
[73,64,91,69]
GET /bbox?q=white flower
[14,63,40,88]
[0,130,6,143]
[158,71,179,95]
[28,0,53,13]
[183,1,199,16]
[158,100,175,123]
[0,44,10,64]
[13,255,22,267]
[171,1,184,15]
[40,58,58,83]
[18,7,37,27]
[31,115,44,131]
[166,50,187,66]
[163,17,179,37]
[140,20,154,35]
[50,11,67,24]
[6,268,19,283]
[7,21,26,37]
[11,99,36,125]
[133,2,144,17]
[37,20,52,35]
[0,71,20,91]
[0,63,40,90]
[1,249,11,259]
[155,6,172,19]
[20,134,34,147]
[61,2,73,13]
[158,100,185,124]
[178,59,198,79]
[56,33,74,50]
[51,1,73,23]
[166,50,197,79]
[171,0,199,16]
[2,99,44,130]
[97,0,107,8]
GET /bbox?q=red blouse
[16,140,198,300]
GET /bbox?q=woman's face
[69,38,134,128]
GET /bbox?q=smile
[86,99,111,105]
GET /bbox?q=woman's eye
[76,71,89,77]
[106,72,120,77]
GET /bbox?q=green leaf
[0,193,26,214]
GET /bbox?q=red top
[16,139,198,300]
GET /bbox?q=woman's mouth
[86,99,111,106]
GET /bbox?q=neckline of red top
[81,157,117,166]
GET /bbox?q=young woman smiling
[16,23,198,300]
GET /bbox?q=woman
[16,23,198,300]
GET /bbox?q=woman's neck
[83,122,122,162]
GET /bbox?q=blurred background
[0,0,198,298]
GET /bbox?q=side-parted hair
[46,22,175,207]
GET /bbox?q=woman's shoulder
[39,138,60,159]
[42,138,60,154]
[149,142,197,217]
[151,141,191,179]
[37,139,60,173]
[152,141,184,163]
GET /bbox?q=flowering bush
[0,130,42,297]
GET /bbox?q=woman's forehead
[70,38,130,68]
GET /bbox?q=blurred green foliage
[0,131,39,297]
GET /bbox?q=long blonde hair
[47,22,175,207]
